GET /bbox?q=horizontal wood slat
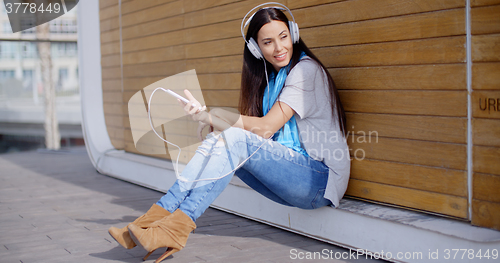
[346,179,468,218]
[473,118,500,147]
[102,79,122,92]
[122,45,186,65]
[122,30,185,53]
[183,0,262,29]
[339,90,467,117]
[103,91,123,103]
[122,73,241,96]
[103,103,124,116]
[346,113,467,144]
[473,173,500,203]
[121,1,184,28]
[121,16,184,41]
[331,64,466,90]
[101,54,121,67]
[198,73,241,90]
[183,0,243,13]
[185,38,243,59]
[101,42,120,56]
[471,0,500,7]
[301,8,464,48]
[471,4,500,35]
[100,0,118,9]
[473,146,500,175]
[100,4,119,21]
[314,37,466,68]
[100,29,120,44]
[351,159,467,197]
[287,0,342,9]
[103,115,124,127]
[472,200,500,231]
[472,91,500,119]
[121,0,177,15]
[293,0,464,28]
[472,62,500,90]
[472,34,500,62]
[123,61,186,79]
[123,77,165,92]
[102,67,122,80]
[349,136,467,170]
[100,17,120,32]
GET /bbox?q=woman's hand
[177,89,208,123]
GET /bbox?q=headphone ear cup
[289,21,299,43]
[248,37,263,59]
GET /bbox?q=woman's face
[257,20,293,71]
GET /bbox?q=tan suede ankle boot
[128,209,196,263]
[108,204,170,249]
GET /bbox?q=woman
[109,4,350,262]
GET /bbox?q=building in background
[0,1,81,152]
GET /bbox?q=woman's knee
[217,127,248,149]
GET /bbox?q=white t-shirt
[277,57,351,207]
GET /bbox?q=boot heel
[155,248,179,263]
[143,250,155,261]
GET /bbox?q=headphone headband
[240,2,297,44]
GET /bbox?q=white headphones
[241,2,300,60]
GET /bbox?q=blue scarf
[263,52,309,157]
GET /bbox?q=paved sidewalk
[0,147,381,263]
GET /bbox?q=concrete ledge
[95,149,500,263]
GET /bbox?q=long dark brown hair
[239,7,347,137]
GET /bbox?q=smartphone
[165,89,203,111]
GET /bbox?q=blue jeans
[156,127,331,222]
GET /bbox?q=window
[21,42,36,58]
[52,42,77,57]
[57,67,68,90]
[0,70,15,80]
[22,69,34,90]
[50,19,77,34]
[0,42,16,59]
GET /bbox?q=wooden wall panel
[346,179,467,218]
[100,0,474,220]
[471,5,500,34]
[472,34,500,62]
[349,136,467,170]
[121,0,177,15]
[471,3,500,230]
[472,200,500,230]
[331,65,466,91]
[351,159,467,197]
[346,113,467,144]
[292,0,464,28]
[301,9,465,48]
[314,37,466,68]
[121,1,184,28]
[340,91,467,117]
[472,0,500,7]
[472,91,500,119]
[473,146,500,176]
[473,118,500,147]
[472,63,500,90]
